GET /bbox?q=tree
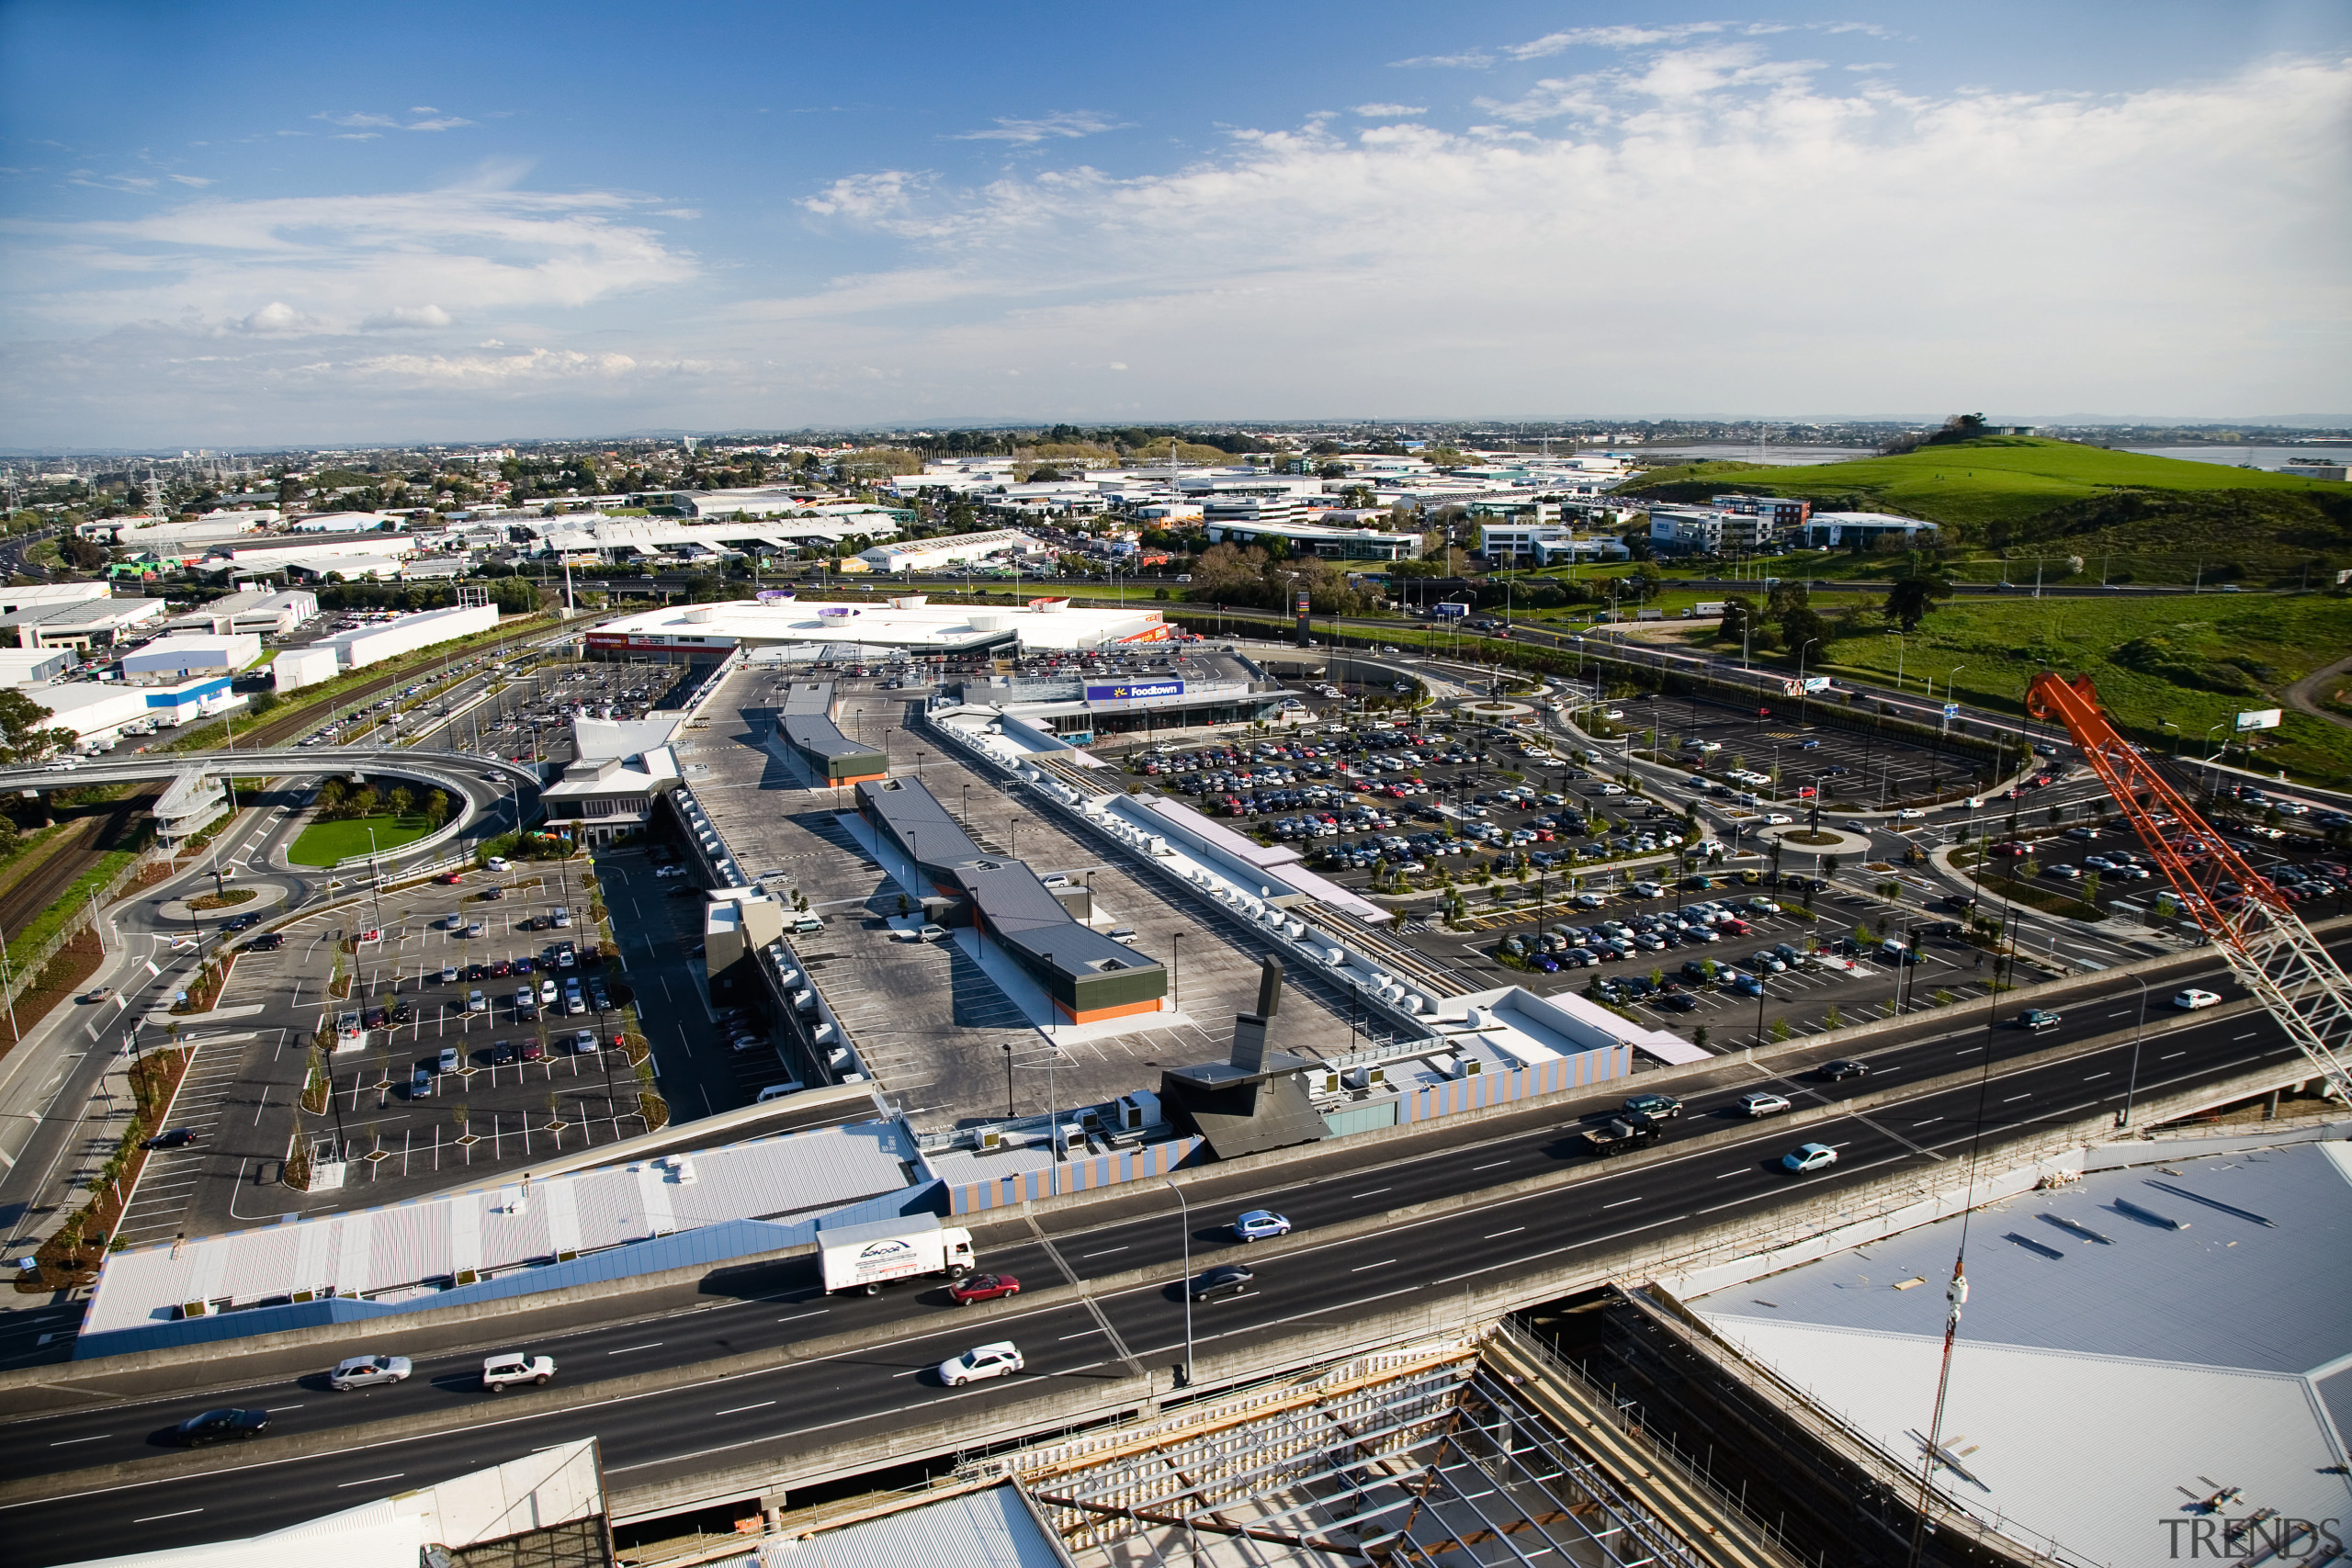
[1882,551,1954,632]
[388,785,415,820]
[315,777,347,817]
[1714,594,1758,645]
[0,691,78,765]
[426,788,452,825]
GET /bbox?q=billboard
[1086,681,1184,702]
[1433,601,1470,620]
[2234,708,2283,732]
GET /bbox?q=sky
[1,0,2347,449]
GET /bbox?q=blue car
[1232,1210,1291,1242]
[1733,976,1767,998]
[1535,954,1561,973]
[1781,1143,1838,1174]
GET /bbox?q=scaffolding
[979,1341,1719,1567]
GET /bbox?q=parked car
[1233,1209,1292,1241]
[1781,1143,1838,1174]
[481,1351,555,1391]
[437,1045,461,1073]
[1736,1091,1792,1117]
[139,1127,198,1151]
[243,931,285,952]
[172,1407,270,1447]
[936,1341,1024,1386]
[946,1272,1023,1306]
[329,1353,413,1391]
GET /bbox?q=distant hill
[1616,436,2352,579]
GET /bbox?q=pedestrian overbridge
[0,747,542,865]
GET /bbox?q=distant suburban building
[1800,512,1941,549]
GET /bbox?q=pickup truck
[1580,1115,1662,1156]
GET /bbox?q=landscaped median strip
[0,996,2274,1514]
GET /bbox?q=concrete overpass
[0,747,543,868]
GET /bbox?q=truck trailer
[817,1214,978,1295]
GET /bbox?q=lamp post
[2118,973,2151,1129]
[1165,1175,1193,1389]
[1001,1041,1015,1118]
[1170,930,1182,1012]
[1794,638,1820,723]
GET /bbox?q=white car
[2173,988,2222,1010]
[329,1353,412,1390]
[481,1351,555,1391]
[1894,807,1928,820]
[1736,1091,1793,1117]
[653,866,686,879]
[1762,813,1793,825]
[1598,784,1626,795]
[937,1340,1024,1387]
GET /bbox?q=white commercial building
[1798,511,1941,549]
[858,528,1046,572]
[1198,516,1421,561]
[120,632,262,678]
[0,595,168,650]
[0,581,110,616]
[310,603,501,670]
[587,594,1173,660]
[1476,524,1631,565]
[271,645,340,691]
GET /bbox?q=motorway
[0,928,2335,1562]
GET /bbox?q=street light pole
[1164,1176,1193,1389]
[2118,974,2151,1129]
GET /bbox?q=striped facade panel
[571,1169,649,1252]
[1399,1045,1628,1125]
[949,1136,1203,1214]
[365,1201,453,1293]
[219,1224,300,1303]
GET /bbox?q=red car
[947,1272,1023,1306]
[435,872,465,885]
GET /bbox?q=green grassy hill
[1620,437,2352,581]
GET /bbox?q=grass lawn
[1783,593,2352,787]
[288,813,439,867]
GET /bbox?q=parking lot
[411,660,694,767]
[1622,691,1993,815]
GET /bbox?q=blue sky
[2,0,2346,447]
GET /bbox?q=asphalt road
[0,929,2330,1562]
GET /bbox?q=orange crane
[2024,671,2350,1101]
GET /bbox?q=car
[937,1341,1024,1386]
[2174,988,2222,1010]
[467,988,487,1014]
[946,1272,1023,1306]
[1187,1263,1257,1301]
[2014,1008,2063,1032]
[436,1045,461,1073]
[1894,807,1928,820]
[410,1065,434,1098]
[481,886,505,901]
[435,872,465,885]
[486,856,511,872]
[571,1029,598,1055]
[517,1038,544,1062]
[1233,1209,1292,1241]
[1621,1093,1682,1121]
[390,1000,414,1024]
[481,1351,556,1391]
[243,931,285,952]
[440,964,460,984]
[1736,1091,1792,1117]
[492,1040,516,1066]
[139,1127,198,1150]
[1816,1058,1869,1081]
[465,921,486,939]
[329,1353,413,1391]
[1761,812,1793,826]
[173,1407,270,1447]
[1746,897,1782,915]
[1781,1143,1838,1174]
[223,912,260,932]
[1108,927,1139,945]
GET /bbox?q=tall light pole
[1794,637,1820,724]
[1164,1176,1193,1389]
[2119,973,2151,1129]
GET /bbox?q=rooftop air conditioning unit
[1344,1065,1386,1089]
[665,1156,697,1184]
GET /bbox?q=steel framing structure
[986,1344,1714,1567]
[2024,673,2351,1101]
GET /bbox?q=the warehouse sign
[2234,708,2282,732]
[1087,681,1185,702]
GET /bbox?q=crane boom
[2024,672,2350,1103]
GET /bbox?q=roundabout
[1753,822,1877,858]
[1453,699,1537,723]
[157,879,295,925]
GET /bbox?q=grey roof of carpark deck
[1692,1141,2352,1568]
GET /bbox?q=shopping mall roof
[585,596,1172,656]
[1689,1136,2352,1567]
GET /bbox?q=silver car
[329,1353,413,1391]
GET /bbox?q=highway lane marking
[606,1343,662,1355]
[1473,1160,1510,1171]
[1057,1330,1103,1340]
[48,1434,109,1445]
[2003,1094,2032,1103]
[336,1473,403,1488]
[2233,1032,2260,1041]
[1080,1247,1127,1258]
[2084,1072,2109,1081]
[1912,1118,1941,1127]
[132,1509,202,1523]
[1351,1188,1391,1200]
[1602,1197,1642,1209]
[889,1368,921,1377]
[1714,1170,1745,1179]
[1484,1227,1523,1239]
[713,1402,775,1416]
[1351,1259,1396,1271]
[775,1311,830,1325]
[2161,1051,2186,1060]
[264,1405,304,1413]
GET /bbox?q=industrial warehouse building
[120,631,262,678]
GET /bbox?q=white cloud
[1351,103,1428,118]
[1,173,697,340]
[167,174,213,188]
[951,110,1131,144]
[743,51,2352,423]
[313,108,478,132]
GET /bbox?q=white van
[756,1081,804,1102]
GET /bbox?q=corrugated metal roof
[88,1120,919,1337]
[771,1483,1070,1568]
